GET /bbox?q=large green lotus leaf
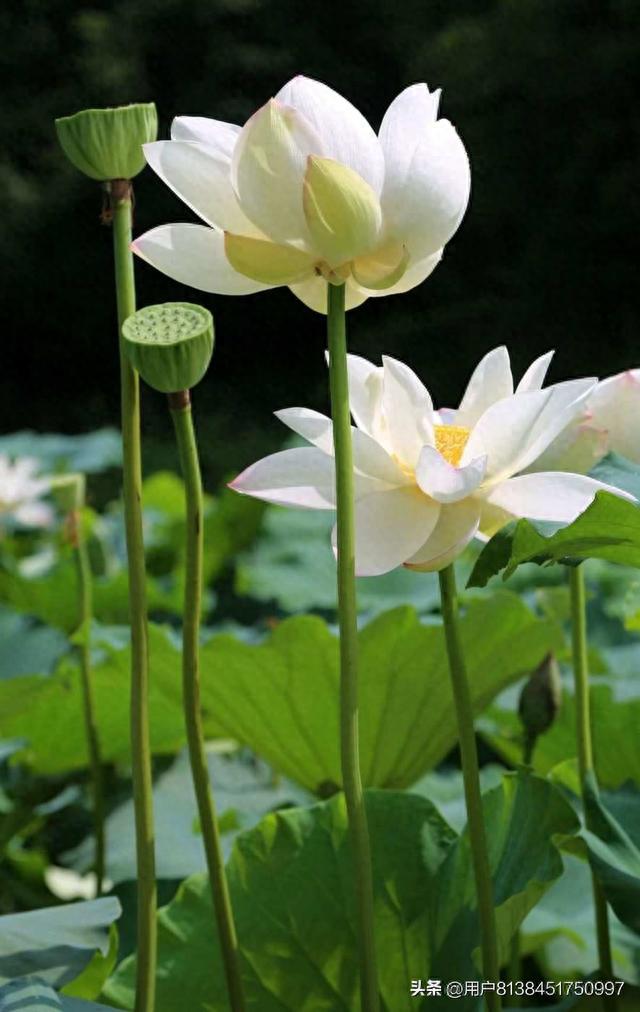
[0,898,120,988]
[197,591,561,792]
[480,663,640,789]
[65,750,310,884]
[0,430,122,474]
[104,774,576,1012]
[0,608,68,679]
[521,852,640,984]
[469,491,640,590]
[0,977,115,1010]
[581,775,640,936]
[236,505,476,615]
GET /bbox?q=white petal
[276,76,385,194]
[132,224,271,295]
[524,417,608,474]
[14,501,54,527]
[416,445,487,504]
[346,354,384,436]
[588,370,640,463]
[381,119,470,260]
[405,498,481,572]
[516,350,554,394]
[288,276,368,313]
[332,486,440,576]
[379,84,441,173]
[382,355,435,465]
[231,99,322,244]
[463,382,595,484]
[230,447,336,509]
[357,250,442,298]
[170,117,241,158]
[275,407,407,485]
[485,472,634,525]
[143,141,258,234]
[456,346,513,427]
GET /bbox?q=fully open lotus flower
[131,77,470,313]
[230,349,633,575]
[0,456,53,529]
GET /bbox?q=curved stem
[72,509,105,896]
[326,282,379,1012]
[438,564,501,1012]
[170,393,246,1012]
[568,565,617,1008]
[111,179,156,1012]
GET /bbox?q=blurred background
[2,0,639,484]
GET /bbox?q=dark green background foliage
[2,0,639,479]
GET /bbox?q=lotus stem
[70,507,105,896]
[169,390,246,1012]
[568,565,617,1010]
[438,564,501,1012]
[326,281,380,1012]
[110,178,156,1012]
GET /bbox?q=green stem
[111,179,156,1012]
[170,392,246,1012]
[72,509,105,896]
[326,282,379,1012]
[438,564,501,1012]
[568,565,617,1008]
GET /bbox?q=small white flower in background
[132,76,470,313]
[0,456,53,529]
[532,368,640,472]
[230,347,633,575]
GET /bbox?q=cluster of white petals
[230,347,632,575]
[0,456,52,529]
[132,76,470,313]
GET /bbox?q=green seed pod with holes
[55,103,158,181]
[122,302,214,393]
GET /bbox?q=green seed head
[518,652,562,742]
[55,103,158,181]
[122,302,214,393]
[50,473,86,513]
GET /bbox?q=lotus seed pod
[518,652,562,742]
[55,103,158,181]
[122,302,214,393]
[50,473,86,513]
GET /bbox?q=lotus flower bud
[50,473,86,513]
[122,302,214,393]
[518,653,562,761]
[55,103,158,181]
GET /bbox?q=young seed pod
[50,473,86,513]
[55,103,158,181]
[518,652,563,760]
[122,302,214,393]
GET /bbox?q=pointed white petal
[332,486,440,576]
[381,355,435,465]
[143,141,258,234]
[516,350,555,394]
[524,417,608,474]
[276,76,385,194]
[382,119,470,260]
[456,346,513,427]
[379,85,441,169]
[485,472,634,525]
[132,224,271,295]
[288,276,368,313]
[588,370,640,463]
[231,99,322,244]
[170,117,241,158]
[405,498,481,572]
[416,445,487,504]
[230,447,336,509]
[275,407,407,485]
[346,354,384,436]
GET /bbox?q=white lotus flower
[230,349,631,575]
[132,76,470,313]
[531,368,640,472]
[0,456,53,529]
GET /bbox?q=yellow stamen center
[434,424,471,467]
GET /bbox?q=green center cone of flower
[122,302,214,393]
